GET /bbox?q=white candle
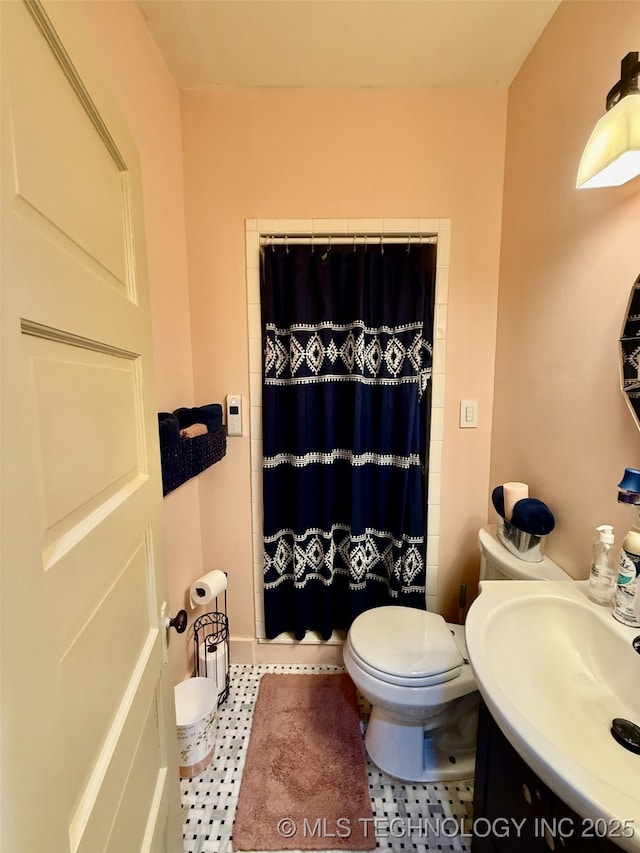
[503,482,529,521]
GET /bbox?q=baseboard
[229,636,345,666]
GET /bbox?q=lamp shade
[577,92,640,188]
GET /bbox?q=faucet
[610,635,640,753]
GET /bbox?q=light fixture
[577,52,640,189]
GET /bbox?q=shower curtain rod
[259,234,437,246]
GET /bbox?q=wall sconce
[577,52,640,189]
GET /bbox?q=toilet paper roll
[503,482,529,521]
[198,640,228,696]
[189,570,227,609]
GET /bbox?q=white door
[0,2,182,851]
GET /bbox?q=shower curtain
[261,240,436,640]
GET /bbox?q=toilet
[342,523,571,782]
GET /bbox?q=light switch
[459,399,478,428]
[226,394,242,436]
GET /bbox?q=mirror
[620,273,640,430]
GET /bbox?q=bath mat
[233,673,375,851]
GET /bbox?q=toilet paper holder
[193,606,229,705]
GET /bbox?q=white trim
[245,218,450,641]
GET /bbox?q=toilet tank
[478,524,570,581]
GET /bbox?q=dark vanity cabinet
[472,700,623,853]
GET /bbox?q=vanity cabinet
[472,700,622,853]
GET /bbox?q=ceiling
[138,0,561,90]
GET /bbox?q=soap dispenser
[588,524,617,606]
[613,506,640,627]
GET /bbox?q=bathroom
[154,0,640,674]
[2,0,640,851]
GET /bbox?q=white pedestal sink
[466,580,640,853]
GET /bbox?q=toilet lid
[348,606,463,681]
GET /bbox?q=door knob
[167,609,188,634]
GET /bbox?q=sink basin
[466,581,640,852]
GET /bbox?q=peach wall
[491,2,640,577]
[181,87,508,656]
[77,0,203,682]
[65,0,640,672]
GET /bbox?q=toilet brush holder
[497,518,546,563]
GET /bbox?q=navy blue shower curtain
[261,241,436,640]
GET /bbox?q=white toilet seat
[347,605,464,687]
[346,642,463,687]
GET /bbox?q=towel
[174,403,223,433]
[180,423,208,439]
[510,498,555,536]
[158,412,180,447]
[491,485,505,518]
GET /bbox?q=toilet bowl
[343,605,478,782]
[343,524,572,782]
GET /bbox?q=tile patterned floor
[181,664,474,853]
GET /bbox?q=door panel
[9,0,130,287]
[1,2,182,851]
[27,337,142,542]
[104,691,172,853]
